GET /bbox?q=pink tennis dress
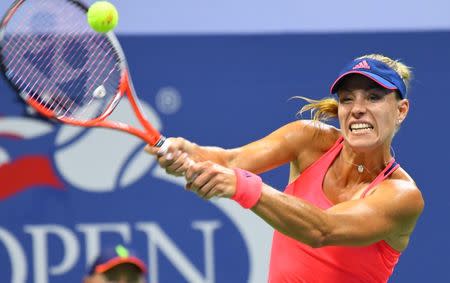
[268,137,401,283]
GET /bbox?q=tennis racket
[0,0,168,150]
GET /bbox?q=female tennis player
[145,54,424,282]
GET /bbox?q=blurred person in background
[83,245,147,283]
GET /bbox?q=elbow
[309,240,324,249]
[307,232,327,248]
[305,218,336,248]
[307,213,337,248]
[296,229,329,249]
[312,225,338,248]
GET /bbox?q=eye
[339,96,352,103]
[368,92,383,102]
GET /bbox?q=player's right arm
[145,120,338,176]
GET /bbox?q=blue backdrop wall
[0,31,448,282]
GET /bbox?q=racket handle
[156,138,195,168]
[156,136,170,154]
[155,137,196,170]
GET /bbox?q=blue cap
[88,245,147,275]
[330,58,407,98]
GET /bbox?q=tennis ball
[87,1,119,33]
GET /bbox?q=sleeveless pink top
[268,137,401,283]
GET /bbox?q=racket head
[0,0,128,125]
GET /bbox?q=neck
[335,143,393,183]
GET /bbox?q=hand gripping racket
[0,0,168,150]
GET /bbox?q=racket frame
[0,0,165,146]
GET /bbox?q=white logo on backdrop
[155,87,182,115]
[53,98,161,192]
[0,89,272,283]
[0,117,55,166]
[52,92,272,282]
[0,147,9,166]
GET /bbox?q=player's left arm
[253,179,424,248]
[185,161,424,248]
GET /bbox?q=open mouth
[349,122,374,133]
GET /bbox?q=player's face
[84,264,146,283]
[83,274,109,283]
[102,264,146,283]
[337,74,408,151]
[84,274,146,283]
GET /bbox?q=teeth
[350,123,373,131]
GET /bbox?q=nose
[351,96,367,117]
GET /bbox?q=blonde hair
[297,54,412,121]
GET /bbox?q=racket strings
[6,1,82,79]
[11,35,83,108]
[1,0,122,122]
[71,40,120,118]
[9,33,90,117]
[11,15,111,117]
[42,35,108,116]
[5,20,100,115]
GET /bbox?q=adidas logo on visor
[352,60,370,70]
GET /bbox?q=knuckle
[198,189,206,198]
[174,137,185,146]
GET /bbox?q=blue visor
[330,58,407,98]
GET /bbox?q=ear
[397,99,409,124]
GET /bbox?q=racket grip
[156,136,170,154]
[155,137,195,168]
[156,138,196,178]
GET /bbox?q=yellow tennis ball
[87,1,119,33]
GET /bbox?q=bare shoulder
[374,171,424,219]
[281,120,341,153]
[283,120,341,175]
[361,172,424,250]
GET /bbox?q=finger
[185,180,199,193]
[159,146,187,167]
[185,182,192,190]
[185,162,201,182]
[203,187,221,200]
[170,154,195,176]
[158,137,190,156]
[178,158,192,176]
[196,179,218,199]
[144,145,159,155]
[157,152,175,168]
[156,138,180,159]
[144,138,174,156]
[202,177,228,200]
[172,152,189,171]
[165,152,189,176]
[185,166,207,192]
[189,168,214,191]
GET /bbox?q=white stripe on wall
[1,0,449,34]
